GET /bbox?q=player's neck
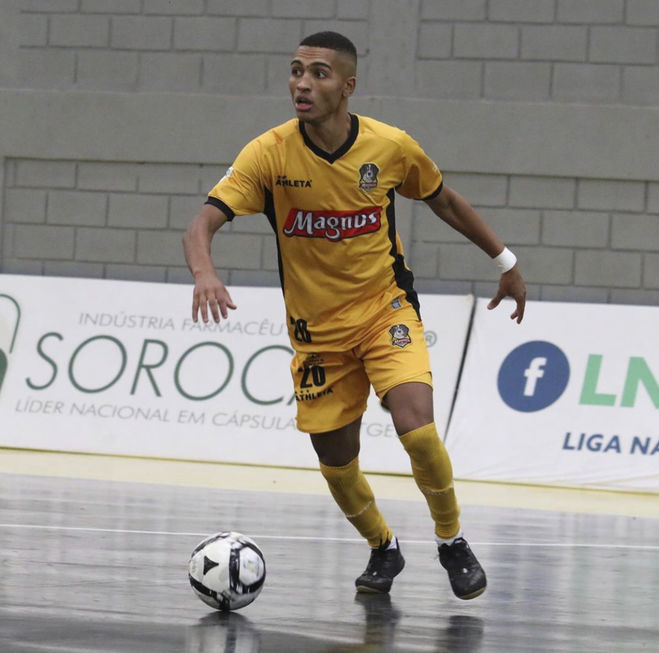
[302,112,352,154]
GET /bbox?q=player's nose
[295,71,311,90]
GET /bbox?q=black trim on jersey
[421,181,444,201]
[205,196,236,221]
[385,189,421,319]
[298,114,359,164]
[263,187,285,291]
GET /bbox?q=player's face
[289,46,356,124]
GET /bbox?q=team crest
[359,162,379,191]
[302,353,324,369]
[389,324,412,348]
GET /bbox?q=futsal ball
[188,531,266,611]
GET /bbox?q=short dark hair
[299,31,357,62]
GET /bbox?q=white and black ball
[188,531,266,611]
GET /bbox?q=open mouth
[295,97,313,111]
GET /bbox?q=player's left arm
[424,184,527,324]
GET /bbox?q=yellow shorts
[290,301,432,434]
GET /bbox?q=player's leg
[388,384,486,599]
[385,382,460,540]
[310,420,405,593]
[310,420,389,543]
[363,304,486,599]
[311,417,391,546]
[291,350,404,593]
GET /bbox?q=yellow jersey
[207,113,443,352]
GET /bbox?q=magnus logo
[498,341,570,412]
[276,175,312,188]
[0,294,21,395]
[283,206,382,241]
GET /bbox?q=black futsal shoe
[438,537,487,600]
[355,540,405,594]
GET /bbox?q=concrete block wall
[1,0,658,306]
[1,158,279,286]
[5,0,658,105]
[412,172,659,305]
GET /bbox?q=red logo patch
[282,207,382,241]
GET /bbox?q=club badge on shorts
[389,324,412,348]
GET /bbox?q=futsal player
[183,31,526,599]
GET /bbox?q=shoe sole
[355,583,391,594]
[456,584,487,600]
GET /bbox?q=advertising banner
[446,298,659,492]
[0,275,473,473]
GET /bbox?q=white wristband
[493,247,517,273]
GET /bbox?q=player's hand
[487,265,526,324]
[192,272,237,323]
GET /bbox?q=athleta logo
[276,175,312,188]
[283,207,382,241]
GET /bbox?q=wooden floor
[1,449,657,653]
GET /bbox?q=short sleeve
[207,139,268,219]
[395,132,443,201]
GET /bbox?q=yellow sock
[319,457,392,548]
[399,423,461,539]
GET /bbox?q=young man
[183,32,526,599]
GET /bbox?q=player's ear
[343,76,356,98]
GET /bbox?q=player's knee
[311,433,359,466]
[387,393,432,431]
[309,419,361,466]
[399,423,443,459]
[316,449,357,467]
[384,382,433,434]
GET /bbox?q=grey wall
[1,0,658,305]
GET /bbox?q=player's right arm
[182,203,236,324]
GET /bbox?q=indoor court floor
[0,449,657,653]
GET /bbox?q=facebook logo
[498,341,570,412]
[523,357,547,396]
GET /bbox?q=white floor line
[1,522,657,551]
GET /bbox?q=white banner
[446,298,659,492]
[0,275,472,473]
